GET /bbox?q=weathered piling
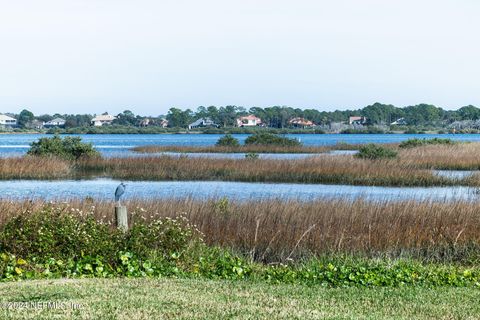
[115,206,128,231]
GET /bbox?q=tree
[113,110,137,126]
[166,108,192,128]
[64,114,93,128]
[17,109,35,128]
[218,106,238,127]
[195,106,209,119]
[207,106,219,123]
[404,104,442,125]
[36,114,54,122]
[457,105,480,121]
[361,103,403,125]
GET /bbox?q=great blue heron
[115,182,126,205]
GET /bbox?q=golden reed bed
[1,143,480,186]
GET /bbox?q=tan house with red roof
[288,117,314,128]
[236,115,262,127]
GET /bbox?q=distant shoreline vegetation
[5,103,480,134]
[44,126,327,135]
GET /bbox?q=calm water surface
[0,179,477,202]
[1,133,480,158]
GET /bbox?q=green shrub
[245,133,301,147]
[245,152,259,159]
[27,135,100,160]
[355,144,397,160]
[399,138,456,149]
[126,214,203,262]
[215,134,240,147]
[0,205,121,262]
[0,205,204,269]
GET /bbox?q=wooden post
[115,206,128,231]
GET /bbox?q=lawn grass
[0,278,479,319]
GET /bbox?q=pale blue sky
[0,0,479,115]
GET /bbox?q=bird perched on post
[115,182,126,206]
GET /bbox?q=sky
[0,0,479,116]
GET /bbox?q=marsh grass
[132,144,333,154]
[1,198,479,263]
[1,142,480,186]
[0,153,464,186]
[130,142,379,154]
[398,143,480,170]
[0,156,71,179]
[78,155,454,186]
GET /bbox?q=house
[159,118,169,128]
[390,118,407,126]
[28,120,44,129]
[139,118,151,127]
[349,116,368,125]
[188,117,218,129]
[236,115,262,127]
[44,117,66,128]
[0,114,17,127]
[91,113,116,126]
[288,117,314,128]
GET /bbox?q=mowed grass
[0,278,479,319]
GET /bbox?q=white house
[44,117,66,128]
[348,116,368,125]
[236,115,262,127]
[159,118,169,128]
[188,118,218,129]
[390,118,407,126]
[91,114,116,126]
[0,114,17,127]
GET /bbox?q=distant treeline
[6,103,480,130]
[163,103,480,128]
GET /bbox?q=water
[327,150,359,155]
[0,179,477,202]
[1,133,480,158]
[434,170,476,179]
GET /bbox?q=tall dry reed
[398,143,480,170]
[1,198,479,263]
[77,155,451,186]
[0,156,71,179]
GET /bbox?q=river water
[0,179,477,202]
[1,133,480,157]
